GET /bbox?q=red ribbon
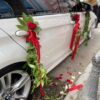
[70,23,80,49]
[71,36,81,60]
[66,79,83,92]
[26,30,40,63]
[69,14,80,60]
[26,22,40,64]
[39,83,45,97]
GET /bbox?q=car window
[21,0,75,15]
[0,0,14,18]
[0,0,75,19]
[20,0,62,15]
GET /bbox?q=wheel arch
[0,62,26,77]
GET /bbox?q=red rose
[27,22,37,29]
[66,79,73,84]
[72,14,80,22]
[55,76,62,80]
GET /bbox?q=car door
[0,0,27,70]
[0,0,74,72]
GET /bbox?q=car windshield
[0,0,76,19]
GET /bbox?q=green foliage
[82,12,90,45]
[74,28,81,44]
[17,13,41,34]
[17,17,26,25]
[22,13,30,22]
[28,15,34,22]
[34,27,42,35]
[27,42,48,92]
[16,25,28,31]
[17,13,48,93]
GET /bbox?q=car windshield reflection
[0,0,14,18]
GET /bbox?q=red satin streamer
[70,23,80,49]
[39,83,45,97]
[26,30,40,64]
[69,14,80,60]
[71,36,81,60]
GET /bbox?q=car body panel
[0,29,26,70]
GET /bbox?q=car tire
[0,62,32,100]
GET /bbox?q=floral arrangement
[70,14,81,60]
[70,12,90,60]
[17,13,48,96]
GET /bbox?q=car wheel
[0,63,31,100]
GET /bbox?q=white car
[0,0,96,100]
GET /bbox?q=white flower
[71,76,75,80]
[65,85,68,90]
[60,91,64,95]
[68,84,72,88]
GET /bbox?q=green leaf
[28,15,33,22]
[34,78,40,87]
[41,80,44,86]
[34,21,39,25]
[40,68,46,78]
[17,17,26,25]
[36,81,40,87]
[34,27,41,34]
[16,25,28,31]
[16,25,23,30]
[22,12,28,18]
[22,13,29,22]
[28,63,35,69]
